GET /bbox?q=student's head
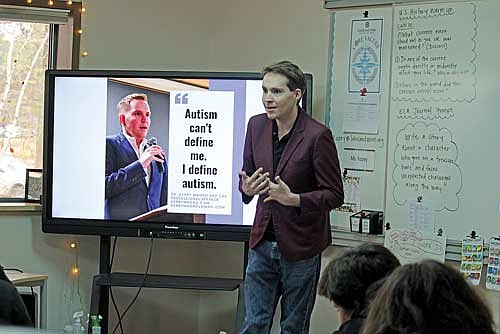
[318,243,400,322]
[117,93,151,141]
[363,260,496,334]
[261,61,305,121]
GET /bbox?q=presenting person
[105,93,168,220]
[239,61,344,334]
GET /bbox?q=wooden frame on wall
[25,168,43,203]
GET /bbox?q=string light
[69,241,79,276]
[48,0,54,6]
[75,5,86,66]
[67,0,73,4]
[26,0,32,3]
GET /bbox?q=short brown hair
[363,260,496,334]
[262,60,306,95]
[116,93,148,115]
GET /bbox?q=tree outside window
[0,0,81,200]
[0,20,48,198]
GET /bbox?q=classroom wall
[81,1,336,332]
[1,0,499,333]
[79,0,331,122]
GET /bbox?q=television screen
[43,70,313,241]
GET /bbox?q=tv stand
[88,236,247,334]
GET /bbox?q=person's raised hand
[139,144,165,168]
[264,176,300,207]
[239,167,270,196]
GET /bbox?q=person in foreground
[0,266,32,326]
[239,60,344,334]
[318,243,400,334]
[105,93,168,220]
[362,259,497,334]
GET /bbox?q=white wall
[1,0,499,333]
[79,0,331,123]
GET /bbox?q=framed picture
[25,169,43,203]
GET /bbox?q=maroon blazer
[240,109,344,261]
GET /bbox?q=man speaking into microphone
[105,93,168,220]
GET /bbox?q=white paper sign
[349,18,383,93]
[384,228,446,265]
[343,94,380,134]
[342,148,375,171]
[407,200,435,233]
[167,91,234,215]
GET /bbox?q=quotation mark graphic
[175,93,188,104]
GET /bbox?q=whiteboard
[328,7,393,233]
[327,1,500,241]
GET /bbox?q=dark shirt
[0,280,33,326]
[333,318,364,334]
[263,117,298,241]
[272,121,295,176]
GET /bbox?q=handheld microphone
[148,136,158,146]
[148,137,164,173]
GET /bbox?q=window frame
[0,0,82,203]
[0,0,82,69]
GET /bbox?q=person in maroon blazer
[239,61,344,334]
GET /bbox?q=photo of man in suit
[238,61,344,333]
[105,93,168,220]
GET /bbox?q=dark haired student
[363,260,496,334]
[318,243,400,334]
[0,266,33,326]
[239,60,344,334]
[105,93,168,220]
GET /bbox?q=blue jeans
[240,240,321,334]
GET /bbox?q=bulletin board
[327,0,500,241]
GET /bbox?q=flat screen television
[42,70,313,241]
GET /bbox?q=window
[0,0,81,200]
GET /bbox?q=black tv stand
[89,236,247,334]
